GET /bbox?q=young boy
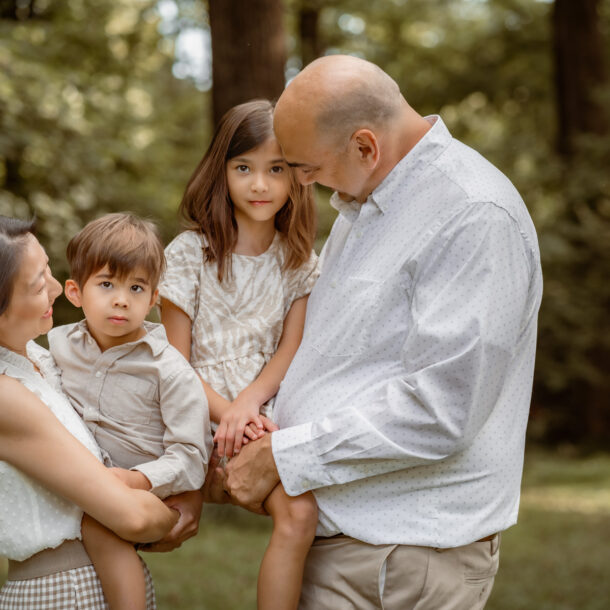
[48,213,212,609]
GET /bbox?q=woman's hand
[0,376,177,543]
[138,489,204,552]
[214,390,267,458]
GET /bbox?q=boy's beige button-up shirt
[48,320,212,499]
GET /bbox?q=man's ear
[349,129,380,169]
[64,279,83,308]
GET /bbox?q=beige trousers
[299,534,500,610]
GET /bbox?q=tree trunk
[0,0,29,19]
[552,0,608,157]
[208,0,287,126]
[299,1,321,68]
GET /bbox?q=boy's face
[65,265,158,352]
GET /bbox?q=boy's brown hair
[67,213,165,289]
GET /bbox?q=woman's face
[0,234,62,352]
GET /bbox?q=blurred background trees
[1,0,608,447]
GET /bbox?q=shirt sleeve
[284,250,320,308]
[133,363,213,498]
[158,231,203,321]
[273,203,535,495]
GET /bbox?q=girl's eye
[236,165,249,173]
[131,285,144,293]
[270,166,284,174]
[101,281,113,289]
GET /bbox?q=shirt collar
[0,343,36,374]
[329,192,362,223]
[68,319,168,357]
[371,115,451,213]
[330,115,452,220]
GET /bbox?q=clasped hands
[108,466,202,552]
[213,390,278,458]
[205,433,281,515]
[107,396,281,550]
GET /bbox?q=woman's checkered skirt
[0,563,155,609]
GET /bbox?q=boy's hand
[109,467,151,490]
[214,392,266,458]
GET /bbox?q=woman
[0,216,177,608]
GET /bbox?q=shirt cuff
[133,462,182,499]
[272,422,332,496]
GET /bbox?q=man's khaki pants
[299,534,500,610]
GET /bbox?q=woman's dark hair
[179,99,317,282]
[0,216,36,316]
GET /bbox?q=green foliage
[0,0,210,325]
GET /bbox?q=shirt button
[330,281,337,289]
[95,371,102,378]
[356,231,363,238]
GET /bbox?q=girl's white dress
[159,231,319,413]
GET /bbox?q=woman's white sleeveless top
[0,342,102,560]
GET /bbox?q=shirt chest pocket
[309,276,382,358]
[101,374,157,425]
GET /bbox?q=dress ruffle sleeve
[284,249,320,309]
[159,231,203,321]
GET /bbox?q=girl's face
[0,234,62,354]
[226,137,291,229]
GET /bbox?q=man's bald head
[275,55,404,148]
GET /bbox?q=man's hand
[139,489,203,552]
[224,433,280,515]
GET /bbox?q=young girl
[159,99,319,610]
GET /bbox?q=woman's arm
[215,296,308,457]
[0,375,177,543]
[160,297,232,423]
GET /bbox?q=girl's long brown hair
[179,99,317,282]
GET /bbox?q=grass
[2,450,609,609]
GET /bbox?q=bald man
[224,55,542,610]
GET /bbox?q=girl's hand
[260,415,279,433]
[214,393,265,458]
